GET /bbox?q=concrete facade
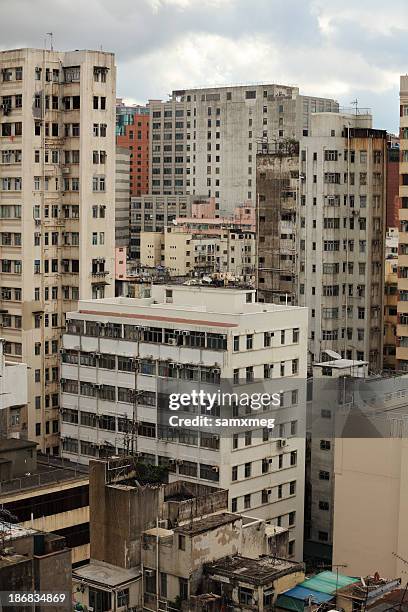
[129,194,193,259]
[397,76,408,370]
[0,523,71,612]
[0,48,116,452]
[73,456,300,611]
[149,85,338,215]
[115,146,130,247]
[140,221,255,279]
[0,338,28,438]
[384,254,398,370]
[60,286,308,559]
[298,113,387,371]
[257,141,299,305]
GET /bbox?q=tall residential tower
[0,48,116,451]
[149,85,338,215]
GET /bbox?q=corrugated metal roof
[300,571,359,594]
[276,594,305,612]
[283,586,335,603]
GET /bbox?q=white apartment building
[0,48,116,452]
[298,112,387,371]
[149,85,338,215]
[61,286,308,559]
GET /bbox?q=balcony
[91,270,109,279]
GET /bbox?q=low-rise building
[0,442,89,566]
[72,456,302,612]
[204,555,304,611]
[0,522,71,611]
[72,560,141,612]
[140,220,255,280]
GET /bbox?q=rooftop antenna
[350,98,358,115]
[46,32,54,51]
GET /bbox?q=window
[178,534,186,550]
[319,470,330,481]
[244,493,251,509]
[246,334,253,349]
[320,439,331,450]
[233,336,240,352]
[179,578,188,600]
[239,587,253,605]
[232,466,238,481]
[117,589,129,608]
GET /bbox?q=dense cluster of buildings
[0,44,408,609]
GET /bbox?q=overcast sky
[1,0,406,132]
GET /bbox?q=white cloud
[0,0,404,130]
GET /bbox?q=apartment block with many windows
[299,112,387,370]
[149,85,338,215]
[116,99,149,197]
[0,48,116,451]
[397,76,408,370]
[60,285,308,559]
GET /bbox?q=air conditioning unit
[168,338,177,346]
[212,466,219,473]
[176,363,184,369]
[144,569,155,578]
[212,367,221,374]
[277,439,287,448]
[181,330,190,336]
[62,167,70,174]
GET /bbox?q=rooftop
[0,520,36,540]
[206,555,304,585]
[175,513,240,536]
[71,284,307,322]
[338,577,402,602]
[0,455,89,496]
[0,439,37,453]
[73,559,141,588]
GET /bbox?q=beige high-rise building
[0,48,116,452]
[397,75,408,370]
[298,112,387,370]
